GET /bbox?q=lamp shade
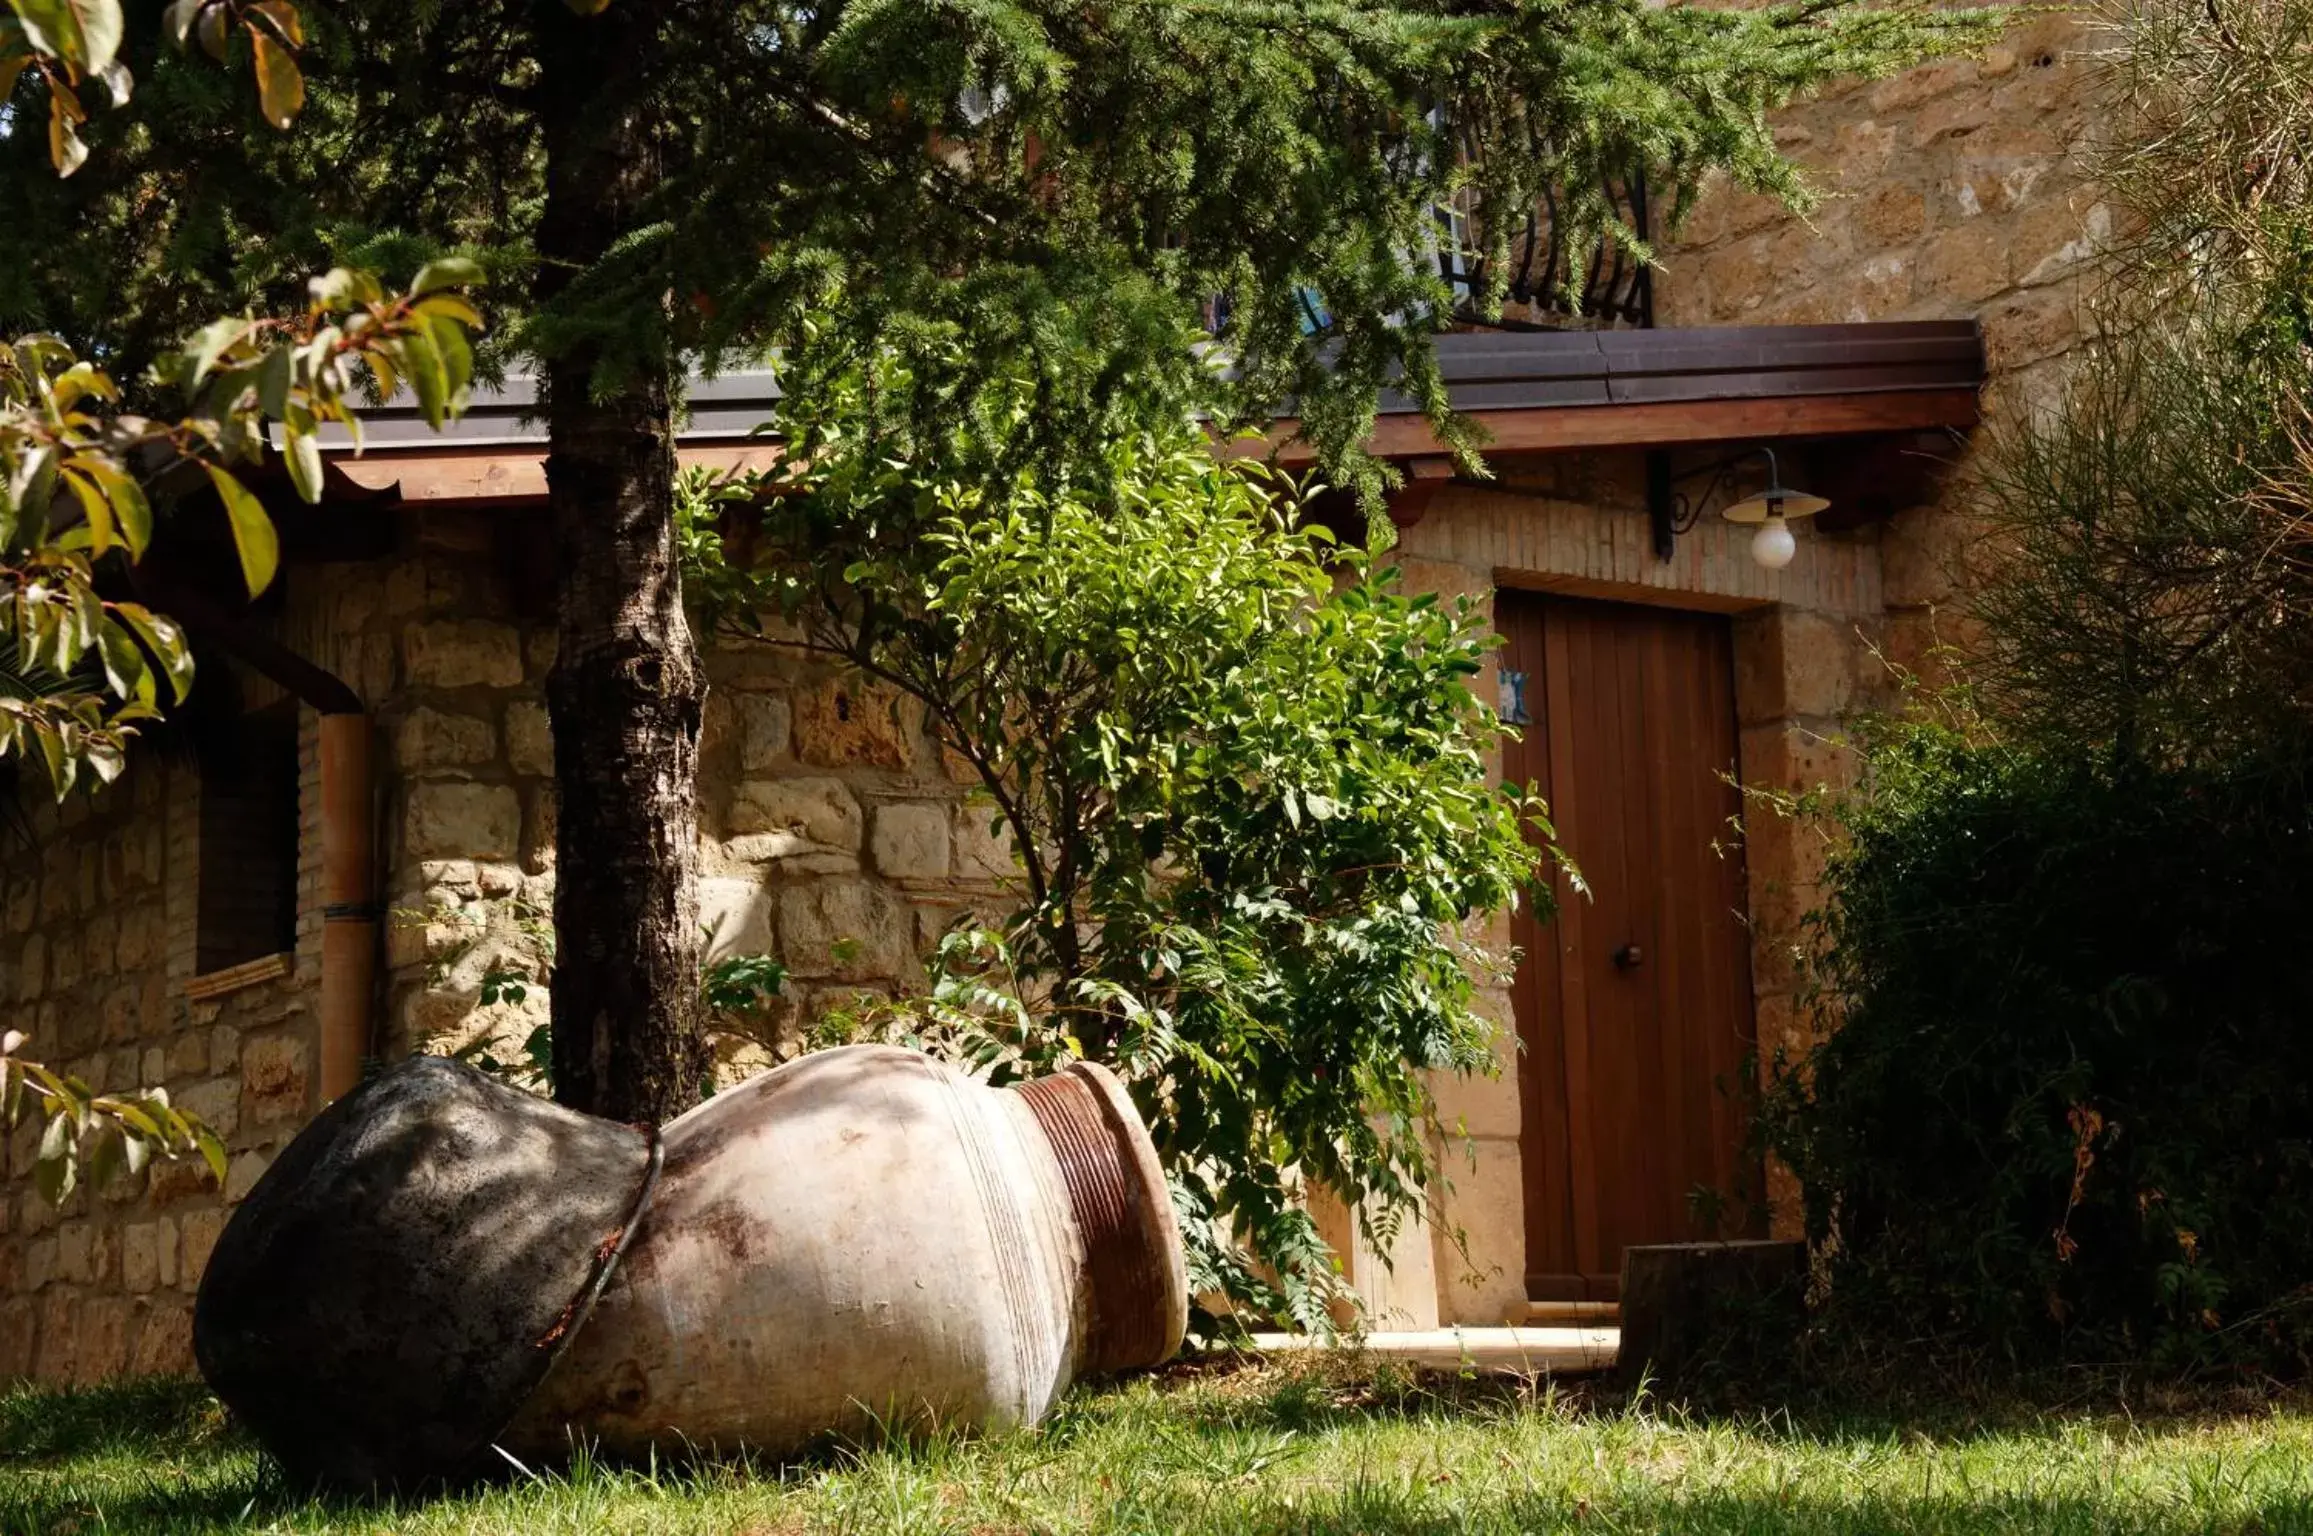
[1722,487,1831,525]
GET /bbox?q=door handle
[1612,943,1644,970]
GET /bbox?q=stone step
[1249,1325,1618,1376]
[1510,1299,1623,1327]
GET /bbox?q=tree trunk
[535,0,710,1124]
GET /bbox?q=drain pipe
[143,577,378,1104]
[315,713,377,1102]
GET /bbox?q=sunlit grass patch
[5,1358,2313,1533]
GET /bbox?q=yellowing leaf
[203,463,279,595]
[46,86,87,176]
[248,25,302,129]
[247,0,301,46]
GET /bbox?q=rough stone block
[19,1235,55,1292]
[729,778,862,851]
[737,693,792,770]
[397,707,498,770]
[132,1300,195,1376]
[179,1206,227,1284]
[176,1076,241,1141]
[1731,607,1862,727]
[0,1300,34,1379]
[869,802,952,882]
[1433,1135,1527,1326]
[1428,1063,1522,1142]
[241,1034,310,1127]
[33,1292,77,1381]
[224,1150,272,1204]
[794,679,915,771]
[167,1029,208,1080]
[402,620,524,690]
[123,1221,161,1293]
[699,877,775,962]
[505,701,553,778]
[952,808,1019,882]
[405,782,521,861]
[521,786,558,875]
[775,880,909,982]
[76,1295,133,1384]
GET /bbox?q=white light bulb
[1751,515,1796,570]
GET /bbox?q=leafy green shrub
[1760,705,2313,1372]
[684,346,1552,1330]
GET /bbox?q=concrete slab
[1248,1325,1619,1376]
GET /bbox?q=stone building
[0,9,2101,1379]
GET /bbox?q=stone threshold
[1247,1324,1619,1376]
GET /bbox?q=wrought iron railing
[1435,171,1653,330]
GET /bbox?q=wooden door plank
[1540,603,1605,1286]
[1501,595,1579,1292]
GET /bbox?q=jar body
[507,1045,1183,1460]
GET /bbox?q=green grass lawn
[4,1359,2312,1534]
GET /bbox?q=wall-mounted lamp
[1646,446,1831,570]
[1718,449,1830,571]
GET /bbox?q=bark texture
[535,0,710,1124]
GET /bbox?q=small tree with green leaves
[7,0,1998,1126]
[687,350,1554,1327]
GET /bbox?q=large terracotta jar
[504,1044,1187,1460]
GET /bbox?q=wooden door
[1499,591,1760,1301]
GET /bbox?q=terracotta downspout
[315,713,376,1102]
[143,577,379,1104]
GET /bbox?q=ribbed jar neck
[1011,1063,1188,1375]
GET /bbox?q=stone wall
[0,682,323,1382]
[1656,8,2108,673]
[0,507,1017,1383]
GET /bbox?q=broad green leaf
[183,318,242,390]
[113,602,193,702]
[0,52,30,106]
[248,26,301,128]
[95,615,150,705]
[11,0,88,70]
[202,463,278,595]
[411,256,483,296]
[194,1124,227,1185]
[397,326,449,429]
[284,423,323,503]
[60,464,114,554]
[83,457,150,555]
[256,343,292,419]
[33,1108,73,1203]
[426,312,473,417]
[86,1122,121,1188]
